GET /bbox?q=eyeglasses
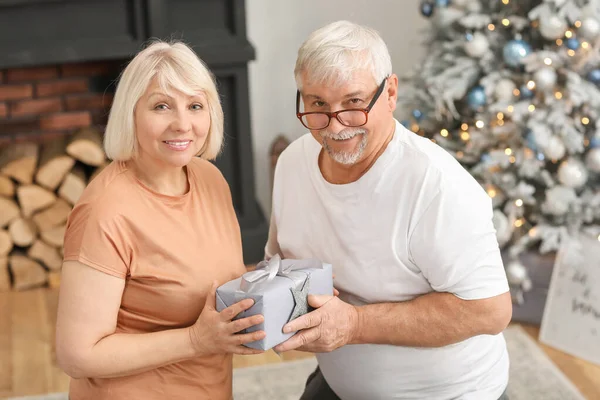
[296,77,388,130]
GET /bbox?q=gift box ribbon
[239,254,323,293]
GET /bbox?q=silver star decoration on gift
[289,275,310,321]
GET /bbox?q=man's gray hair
[294,20,392,89]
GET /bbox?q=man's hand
[273,294,358,353]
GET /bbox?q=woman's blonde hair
[104,39,224,161]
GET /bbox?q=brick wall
[0,61,123,147]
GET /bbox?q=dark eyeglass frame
[296,77,388,130]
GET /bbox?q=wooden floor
[1,288,599,399]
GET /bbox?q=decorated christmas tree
[396,0,600,302]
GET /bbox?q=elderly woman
[55,40,265,400]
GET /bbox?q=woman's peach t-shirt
[63,157,246,400]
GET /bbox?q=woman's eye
[191,103,204,110]
[154,103,168,110]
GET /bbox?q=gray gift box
[215,254,333,351]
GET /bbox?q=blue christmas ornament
[566,37,580,50]
[401,120,411,128]
[588,69,600,86]
[467,85,486,110]
[519,84,534,99]
[465,33,474,41]
[590,136,600,148]
[412,109,423,121]
[480,153,492,163]
[435,0,450,6]
[503,40,532,68]
[525,130,538,151]
[420,1,434,17]
[536,152,545,161]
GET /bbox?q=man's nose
[327,115,346,133]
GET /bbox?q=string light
[509,156,516,163]
[515,199,524,207]
[411,123,420,132]
[502,19,510,26]
[527,80,536,90]
[497,112,505,120]
[488,24,496,31]
[502,0,510,4]
[505,148,513,155]
[497,119,505,126]
[461,123,469,131]
[555,91,563,99]
[456,151,464,159]
[487,187,497,198]
[556,39,563,46]
[582,117,590,125]
[575,21,582,28]
[582,42,590,49]
[513,88,521,96]
[597,234,600,242]
[565,30,573,38]
[475,120,485,128]
[440,129,449,137]
[584,138,590,146]
[507,105,514,113]
[544,58,552,65]
[568,49,576,56]
[514,219,524,227]
[529,227,537,237]
[461,131,470,141]
[528,104,536,112]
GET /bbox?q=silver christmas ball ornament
[580,17,600,39]
[494,79,516,101]
[534,67,557,91]
[506,261,527,285]
[539,16,567,40]
[557,158,588,189]
[545,136,566,160]
[585,148,600,172]
[465,32,489,58]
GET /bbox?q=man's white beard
[320,127,368,165]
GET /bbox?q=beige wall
[246,0,427,214]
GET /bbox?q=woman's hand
[188,281,266,356]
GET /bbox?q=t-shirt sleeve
[62,201,130,279]
[408,177,509,300]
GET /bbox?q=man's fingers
[275,327,320,352]
[307,294,333,308]
[283,309,321,333]
[233,345,265,355]
[231,330,266,346]
[333,287,340,296]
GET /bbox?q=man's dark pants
[299,366,509,400]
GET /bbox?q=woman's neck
[129,156,189,196]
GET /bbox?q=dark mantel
[0,0,268,263]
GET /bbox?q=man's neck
[129,156,189,196]
[320,121,396,185]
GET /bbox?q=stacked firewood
[0,128,107,291]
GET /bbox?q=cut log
[16,184,57,217]
[48,270,61,289]
[28,239,62,271]
[35,137,76,191]
[0,174,15,197]
[0,142,39,184]
[66,128,105,167]
[9,253,47,291]
[8,217,37,247]
[0,197,20,228]
[90,160,109,182]
[0,257,9,292]
[58,165,86,205]
[0,230,12,257]
[32,198,72,232]
[41,224,66,248]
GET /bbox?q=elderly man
[265,20,512,400]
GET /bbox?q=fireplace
[0,0,268,291]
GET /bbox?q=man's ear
[387,74,399,112]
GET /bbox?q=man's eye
[313,101,325,107]
[349,98,363,104]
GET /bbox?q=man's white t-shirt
[265,119,510,400]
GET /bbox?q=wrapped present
[216,254,333,350]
